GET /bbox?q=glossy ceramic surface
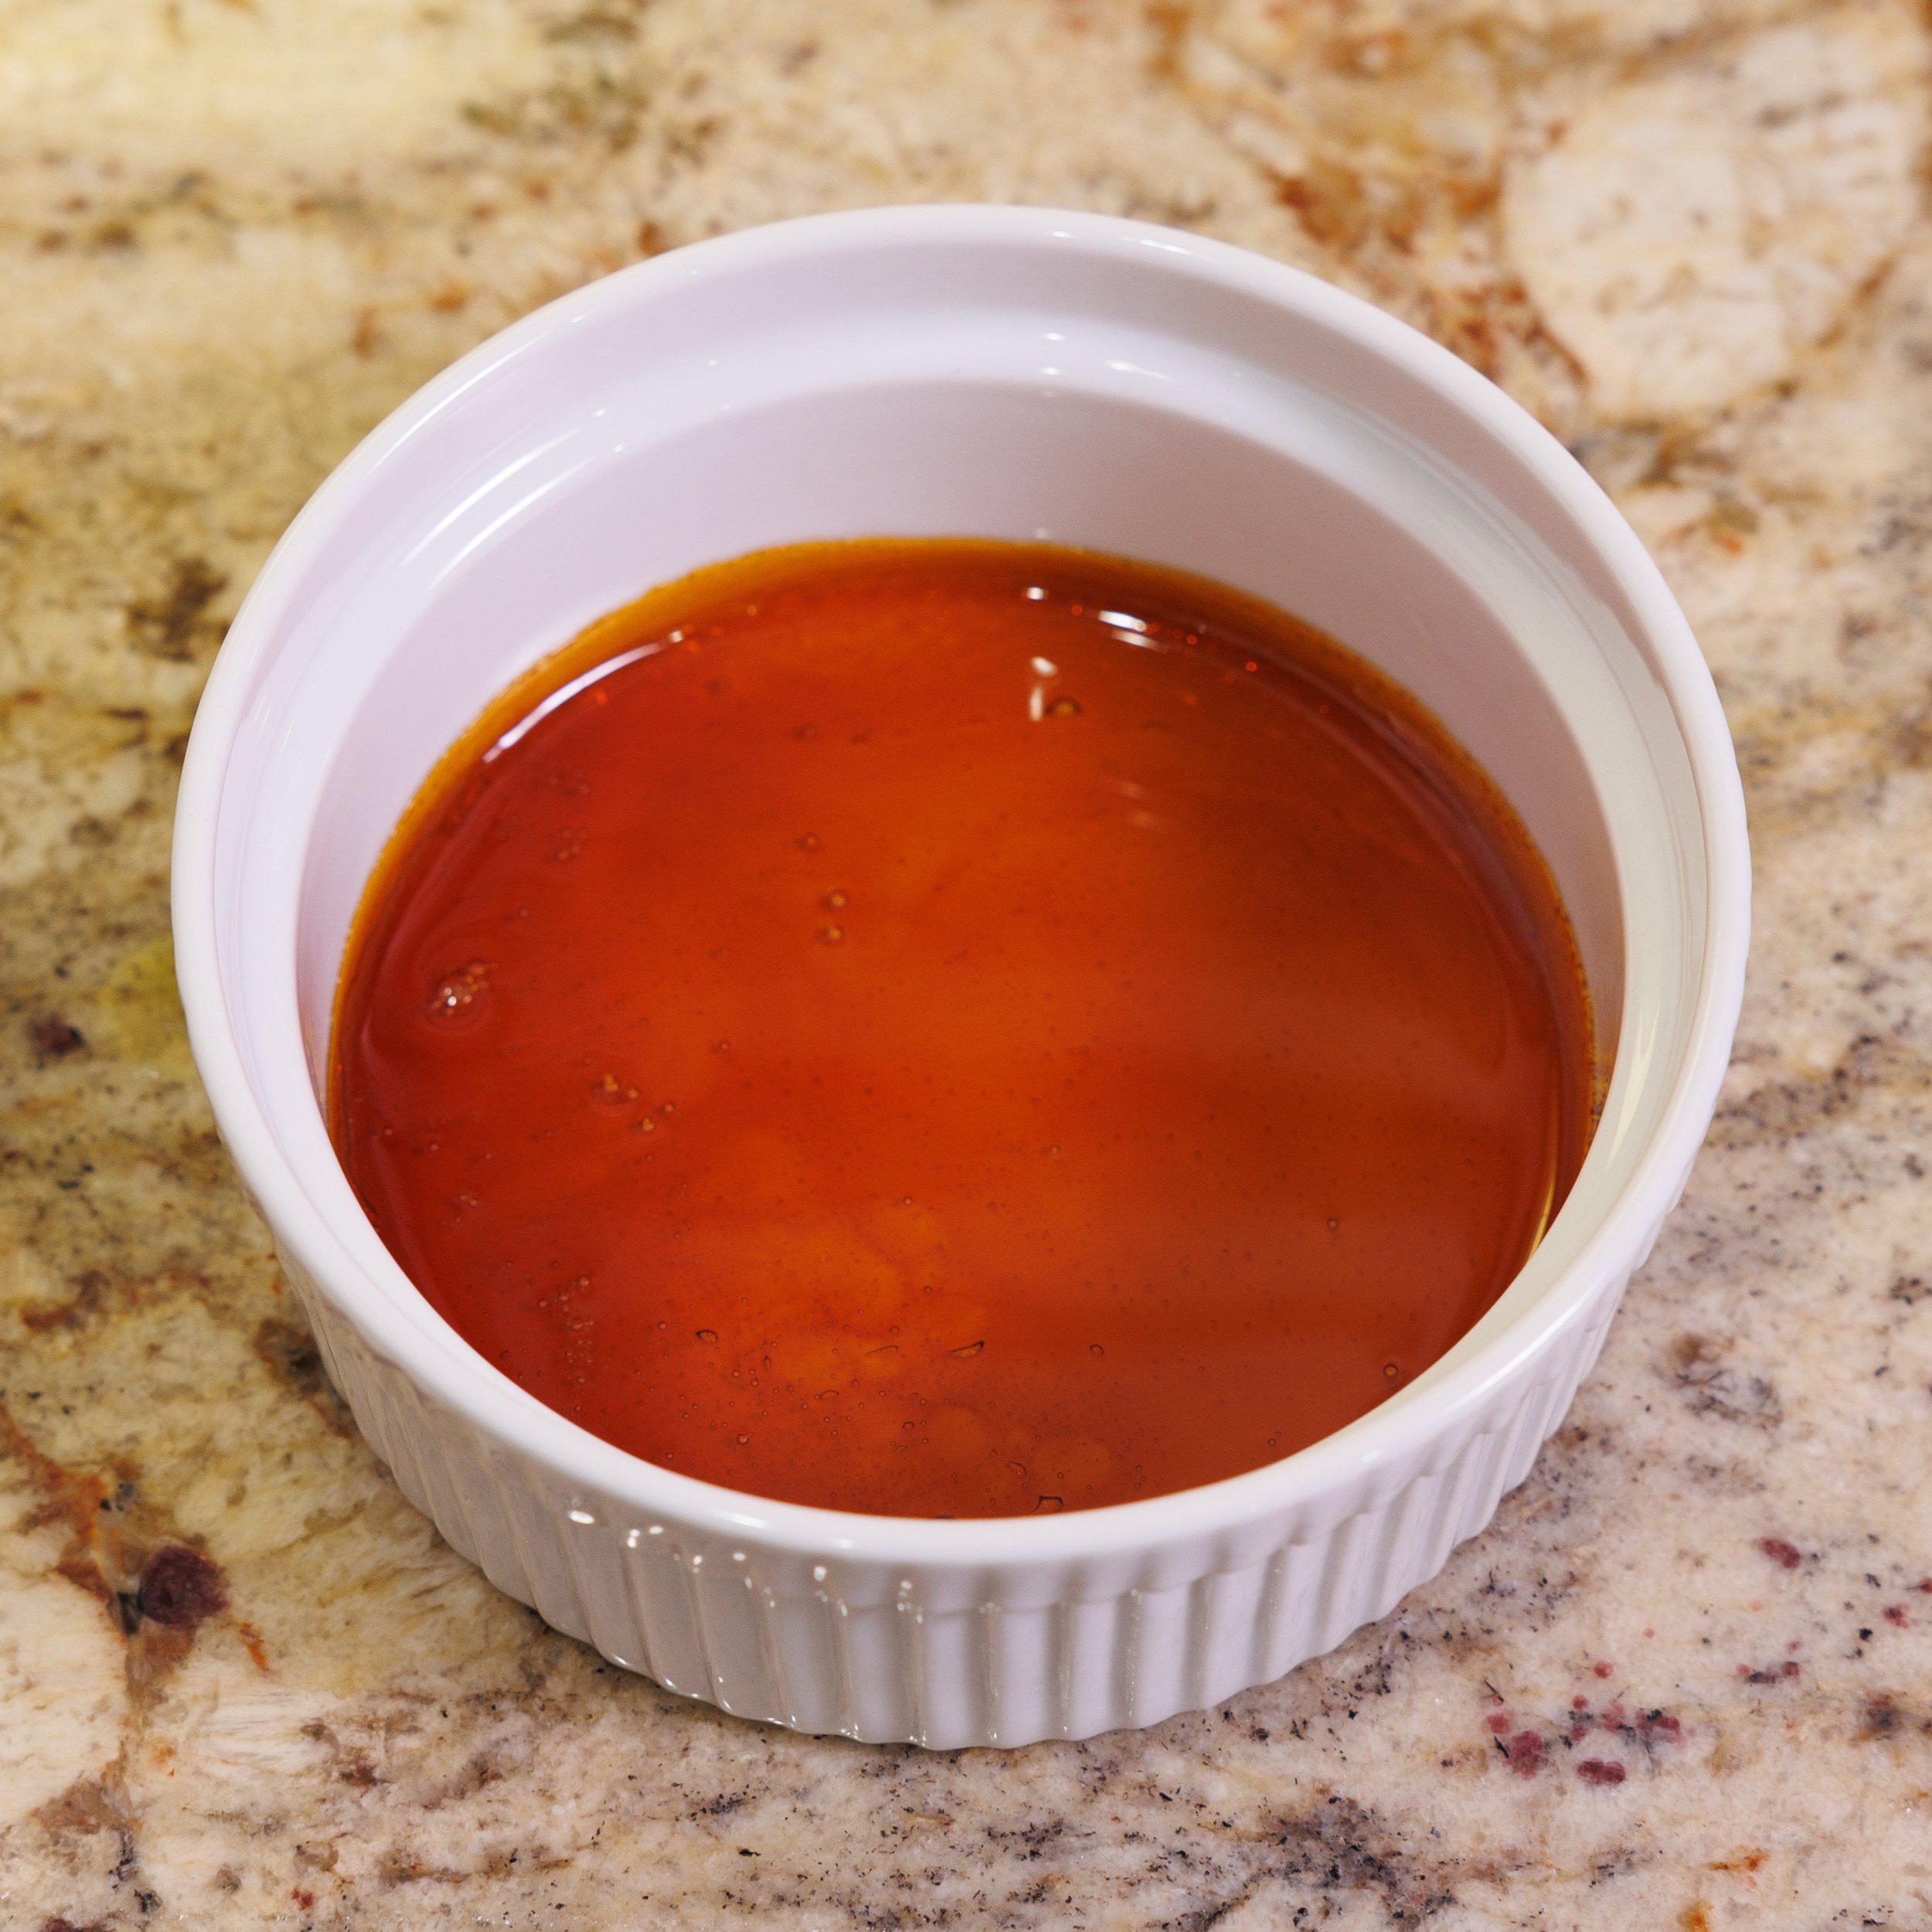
[172,205,1749,1747]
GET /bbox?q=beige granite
[4,0,1932,1923]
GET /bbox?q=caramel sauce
[332,540,1594,1518]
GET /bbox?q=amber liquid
[332,541,1593,1518]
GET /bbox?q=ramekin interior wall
[180,212,1745,1749]
[206,223,1707,1401]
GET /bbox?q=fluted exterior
[278,1203,1664,1748]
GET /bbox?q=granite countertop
[4,1,1930,1924]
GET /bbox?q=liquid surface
[333,541,1594,1518]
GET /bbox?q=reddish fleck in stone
[1638,1709,1682,1741]
[1577,1759,1627,1786]
[26,1017,84,1058]
[136,1544,228,1630]
[1757,1537,1802,1570]
[1568,1720,1592,1743]
[1915,1578,1932,1594]
[293,1890,315,1911]
[1885,1605,1910,1628]
[1593,1660,1614,1679]
[1485,1711,1512,1734]
[1601,1701,1627,1728]
[1503,1730,1546,1777]
[1781,1661,1800,1678]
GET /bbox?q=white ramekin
[172,206,1748,1749]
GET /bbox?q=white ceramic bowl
[173,206,1748,1748]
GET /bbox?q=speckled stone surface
[3,2,1930,1925]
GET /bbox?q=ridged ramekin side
[276,1212,1663,1749]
